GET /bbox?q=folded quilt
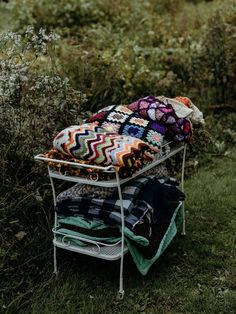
[58,217,121,238]
[87,105,163,153]
[58,218,118,246]
[127,95,192,142]
[56,215,150,246]
[174,96,204,124]
[156,96,204,125]
[157,96,193,119]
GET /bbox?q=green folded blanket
[56,215,149,246]
[55,202,183,275]
[126,202,183,275]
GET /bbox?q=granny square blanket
[127,96,192,142]
[87,105,164,152]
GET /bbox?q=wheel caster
[116,290,124,300]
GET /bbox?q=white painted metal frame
[34,142,187,299]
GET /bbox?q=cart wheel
[53,270,59,278]
[116,290,124,300]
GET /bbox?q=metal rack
[35,142,187,299]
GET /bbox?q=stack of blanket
[56,175,185,275]
[40,95,203,274]
[87,95,204,143]
[42,95,203,179]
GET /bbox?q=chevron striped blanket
[127,96,192,142]
[87,105,164,152]
[52,123,155,177]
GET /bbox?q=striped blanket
[52,124,155,176]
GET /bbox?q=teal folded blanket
[56,215,149,246]
[55,202,183,275]
[125,202,183,275]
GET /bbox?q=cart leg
[117,255,125,300]
[115,172,125,300]
[117,290,125,300]
[181,144,187,236]
[181,202,186,236]
[53,245,58,276]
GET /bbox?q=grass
[5,149,236,314]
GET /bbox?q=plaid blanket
[56,176,157,230]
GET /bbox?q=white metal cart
[35,142,187,299]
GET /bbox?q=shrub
[6,0,105,31]
[0,27,86,307]
[4,0,235,112]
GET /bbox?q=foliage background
[0,0,235,312]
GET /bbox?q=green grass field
[6,150,236,314]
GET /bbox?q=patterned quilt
[127,95,192,142]
[87,105,164,152]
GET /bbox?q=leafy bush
[6,0,105,31]
[3,0,235,112]
[202,8,236,105]
[0,27,86,307]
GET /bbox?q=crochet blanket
[43,149,116,180]
[127,96,192,142]
[52,123,155,177]
[87,105,163,153]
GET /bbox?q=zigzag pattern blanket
[87,105,163,152]
[52,124,155,177]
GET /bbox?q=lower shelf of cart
[53,239,129,261]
